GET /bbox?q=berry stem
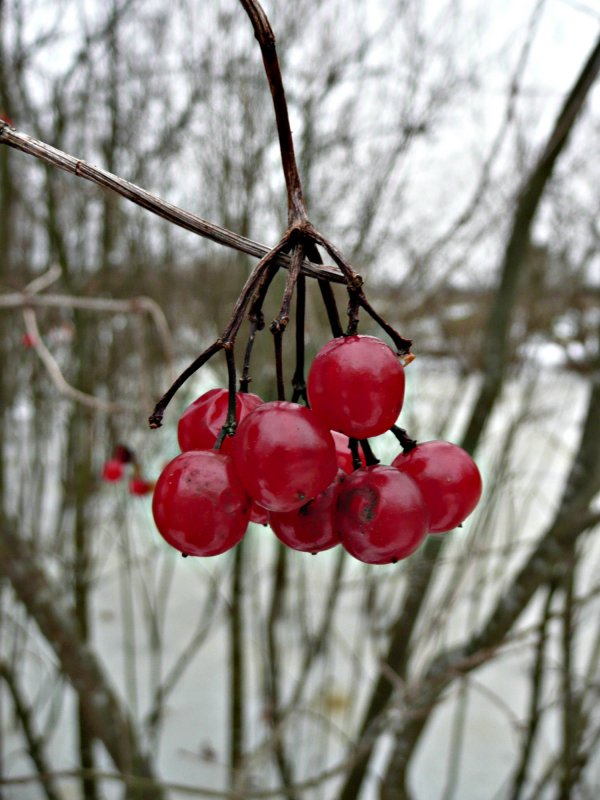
[309,225,412,354]
[303,239,343,339]
[240,252,287,391]
[270,241,304,402]
[150,233,291,428]
[273,328,285,401]
[359,439,380,466]
[291,274,307,404]
[215,347,238,450]
[307,226,363,289]
[149,340,221,428]
[357,292,412,355]
[391,425,418,453]
[240,315,262,393]
[271,240,304,333]
[222,231,292,343]
[346,288,361,336]
[349,438,363,471]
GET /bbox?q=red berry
[307,335,405,439]
[102,459,124,482]
[331,431,366,474]
[21,332,36,348]
[250,502,270,526]
[152,450,250,556]
[231,401,337,513]
[270,469,345,553]
[129,477,154,496]
[335,466,428,564]
[392,441,482,533]
[178,388,263,454]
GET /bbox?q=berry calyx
[178,388,263,454]
[270,469,345,552]
[307,335,405,439]
[392,440,482,533]
[335,466,428,564]
[231,401,337,513]
[102,459,124,482]
[152,450,250,556]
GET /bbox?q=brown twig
[0,661,62,800]
[0,524,165,799]
[149,232,292,427]
[0,122,342,283]
[238,0,307,226]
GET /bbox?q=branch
[377,357,600,795]
[238,0,307,225]
[0,521,165,799]
[21,307,128,414]
[0,660,62,800]
[0,292,175,369]
[461,31,600,453]
[0,122,342,283]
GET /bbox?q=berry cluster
[102,444,154,496]
[151,335,482,564]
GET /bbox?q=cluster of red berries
[151,335,482,564]
[102,444,154,496]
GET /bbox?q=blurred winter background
[1,1,600,798]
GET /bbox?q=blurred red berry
[129,477,154,496]
[102,459,124,482]
[21,333,36,348]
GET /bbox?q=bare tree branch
[338,33,600,800]
[0,522,165,799]
[0,123,342,283]
[0,660,62,800]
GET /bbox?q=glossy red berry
[129,477,154,496]
[231,401,337,513]
[270,469,345,552]
[152,450,250,556]
[331,431,366,474]
[307,335,405,439]
[102,459,124,482]
[335,466,428,564]
[392,441,482,533]
[250,502,269,526]
[178,388,263,455]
